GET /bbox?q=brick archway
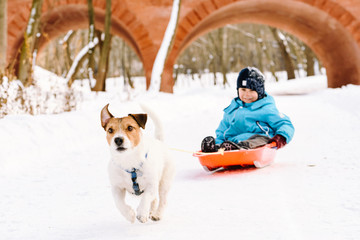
[7,0,172,87]
[6,0,360,92]
[162,0,360,92]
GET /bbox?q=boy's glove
[268,135,287,149]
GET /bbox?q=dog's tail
[139,103,164,141]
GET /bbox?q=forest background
[0,0,320,117]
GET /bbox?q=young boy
[201,67,294,152]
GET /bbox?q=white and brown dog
[100,104,175,223]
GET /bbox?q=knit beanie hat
[237,67,266,100]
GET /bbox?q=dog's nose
[114,137,124,146]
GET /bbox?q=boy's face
[238,88,258,103]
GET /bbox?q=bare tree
[305,45,315,76]
[17,0,44,86]
[208,30,226,85]
[121,40,134,88]
[62,30,75,72]
[149,0,181,92]
[92,0,112,91]
[87,0,96,82]
[269,27,295,80]
[0,0,7,74]
[219,28,229,87]
[34,19,320,88]
[66,34,99,86]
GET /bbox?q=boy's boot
[201,136,218,152]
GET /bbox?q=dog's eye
[127,126,134,131]
[108,128,113,133]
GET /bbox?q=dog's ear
[101,104,114,130]
[128,114,147,129]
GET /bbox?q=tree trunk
[54,42,62,75]
[17,0,43,86]
[63,30,75,72]
[263,36,279,82]
[150,0,181,92]
[173,66,179,83]
[254,25,264,71]
[0,0,7,73]
[121,41,134,88]
[269,27,296,80]
[211,58,217,85]
[92,0,111,92]
[207,32,219,86]
[286,36,305,74]
[219,28,228,87]
[305,45,315,76]
[87,0,96,81]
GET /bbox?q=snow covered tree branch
[65,37,99,86]
[148,0,181,92]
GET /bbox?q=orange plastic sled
[193,142,277,171]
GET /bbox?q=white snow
[26,8,37,35]
[59,30,74,45]
[1,68,360,240]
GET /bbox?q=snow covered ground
[1,68,360,240]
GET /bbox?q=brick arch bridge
[6,0,360,92]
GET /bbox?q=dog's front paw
[150,210,162,221]
[124,208,136,223]
[150,213,161,221]
[136,214,149,223]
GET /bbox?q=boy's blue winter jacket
[215,94,294,145]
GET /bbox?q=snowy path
[1,82,360,240]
